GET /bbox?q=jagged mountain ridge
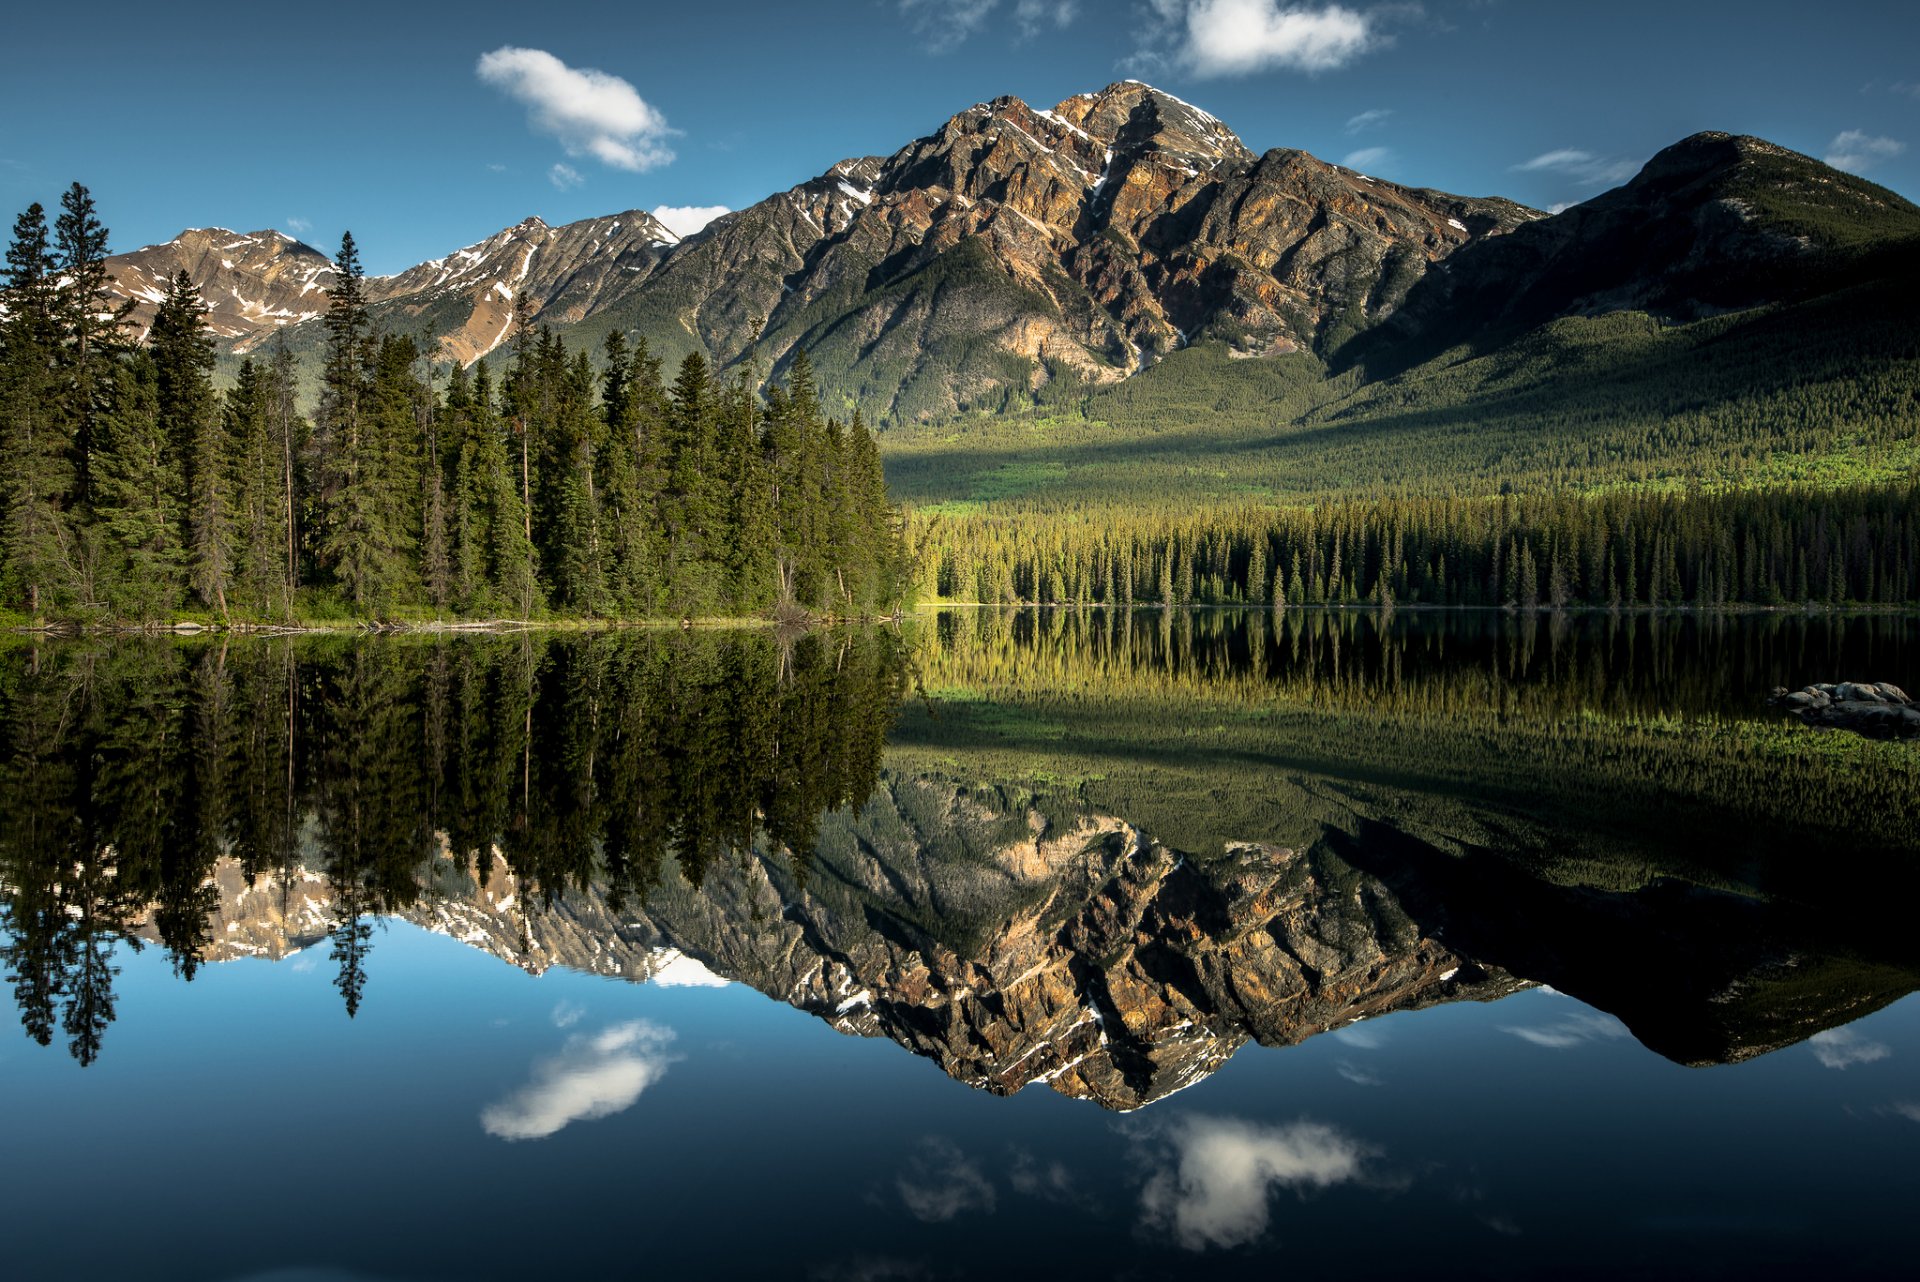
[107,208,681,364]
[99,85,1919,426]
[103,81,1536,417]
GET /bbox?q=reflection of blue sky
[1136,1115,1369,1250]
[1807,1027,1892,1070]
[480,1020,678,1140]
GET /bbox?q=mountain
[102,81,1534,417]
[108,227,337,347]
[95,86,1919,440]
[1341,130,1920,377]
[105,208,681,363]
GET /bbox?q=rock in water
[1770,681,1920,739]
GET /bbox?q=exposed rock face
[103,209,680,363]
[108,228,337,348]
[1771,681,1920,739]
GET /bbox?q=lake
[2,610,1917,1280]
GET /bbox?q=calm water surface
[3,610,1917,1281]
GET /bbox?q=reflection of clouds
[1335,1060,1382,1086]
[551,999,585,1028]
[1331,1024,1385,1050]
[1808,1027,1891,1070]
[1500,1011,1629,1049]
[481,1020,677,1140]
[897,1138,996,1223]
[1138,1115,1368,1251]
[1009,1149,1100,1212]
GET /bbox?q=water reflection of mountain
[4,617,1917,1100]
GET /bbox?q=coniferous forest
[0,188,908,625]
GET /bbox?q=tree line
[0,629,906,1064]
[0,187,909,623]
[913,481,1920,609]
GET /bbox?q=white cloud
[1825,129,1905,174]
[549,162,583,190]
[1546,201,1573,215]
[480,1020,677,1140]
[550,999,584,1028]
[1176,1,1376,77]
[486,162,509,173]
[1891,1101,1920,1123]
[1499,1010,1630,1050]
[1512,147,1640,186]
[1808,1027,1891,1070]
[1342,146,1392,171]
[285,216,311,234]
[1345,107,1392,134]
[476,47,676,173]
[653,205,731,239]
[898,0,1000,52]
[1138,1115,1368,1250]
[896,1138,997,1222]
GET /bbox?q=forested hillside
[0,191,907,626]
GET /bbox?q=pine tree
[52,183,124,508]
[1,203,74,616]
[91,349,182,617]
[151,270,231,615]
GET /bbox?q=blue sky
[4,1,1916,274]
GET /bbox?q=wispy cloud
[1342,145,1392,171]
[1808,1027,1891,1070]
[1825,129,1905,174]
[653,205,731,239]
[1137,1114,1369,1250]
[1015,0,1079,38]
[480,1020,677,1140]
[1345,107,1392,134]
[285,216,312,234]
[1512,147,1640,186]
[477,47,676,172]
[898,0,1000,52]
[896,1138,997,1222]
[549,162,584,190]
[1499,1010,1629,1050]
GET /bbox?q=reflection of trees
[0,629,906,1061]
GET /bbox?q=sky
[3,0,1916,275]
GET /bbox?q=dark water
[2,611,1917,1281]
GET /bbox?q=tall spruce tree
[1,203,73,616]
[151,270,230,614]
[52,183,122,509]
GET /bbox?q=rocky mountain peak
[110,227,336,347]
